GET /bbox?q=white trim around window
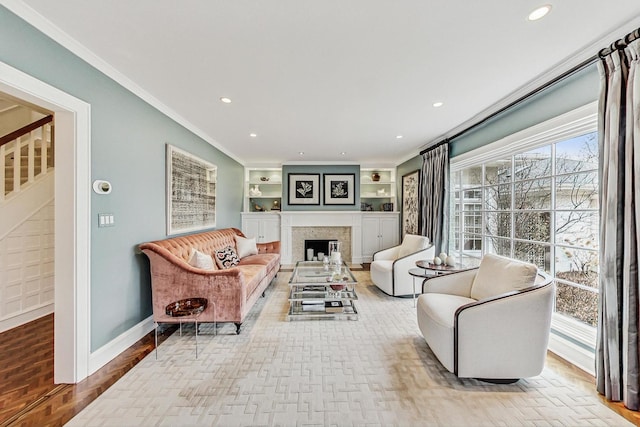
[452,102,598,170]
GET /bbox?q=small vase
[371,172,381,182]
[250,185,262,196]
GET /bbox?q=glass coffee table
[287,261,359,321]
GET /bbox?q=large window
[450,109,599,342]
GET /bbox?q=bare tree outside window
[451,132,599,326]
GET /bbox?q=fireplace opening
[304,239,336,261]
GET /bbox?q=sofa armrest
[454,281,555,378]
[258,240,280,254]
[422,268,477,297]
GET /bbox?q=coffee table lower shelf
[287,300,358,321]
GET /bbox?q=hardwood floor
[1,314,638,426]
[0,315,175,427]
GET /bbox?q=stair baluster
[0,116,54,201]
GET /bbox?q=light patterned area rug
[68,272,629,426]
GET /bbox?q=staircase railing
[0,115,54,201]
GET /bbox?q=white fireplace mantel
[279,212,363,265]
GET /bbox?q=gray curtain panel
[596,37,640,410]
[420,143,449,255]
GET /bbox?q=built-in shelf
[244,168,282,212]
[360,168,396,212]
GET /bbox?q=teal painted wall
[450,64,599,156]
[393,63,599,192]
[282,165,360,211]
[0,7,244,351]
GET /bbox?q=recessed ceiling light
[396,135,403,139]
[249,133,257,138]
[298,151,304,156]
[528,4,552,21]
[220,97,232,103]
[433,101,444,108]
[340,152,346,155]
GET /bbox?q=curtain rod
[420,26,640,156]
[419,54,598,156]
[419,138,449,155]
[598,27,640,58]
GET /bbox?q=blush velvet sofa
[140,228,280,334]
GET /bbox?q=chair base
[474,378,520,384]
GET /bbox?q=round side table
[409,268,436,307]
[162,297,209,359]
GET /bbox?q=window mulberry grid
[450,118,599,332]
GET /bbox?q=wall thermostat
[93,180,112,194]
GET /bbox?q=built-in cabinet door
[242,217,261,241]
[261,216,281,242]
[361,214,400,262]
[379,216,399,250]
[361,216,381,260]
[241,213,281,243]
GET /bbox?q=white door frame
[0,61,91,383]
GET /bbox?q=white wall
[0,103,45,136]
[0,197,54,332]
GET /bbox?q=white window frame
[450,101,598,375]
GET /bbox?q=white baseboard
[0,303,53,333]
[88,315,155,376]
[548,332,595,376]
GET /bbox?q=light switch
[98,213,115,227]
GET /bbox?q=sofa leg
[262,290,266,297]
[235,322,242,334]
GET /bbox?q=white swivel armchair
[370,234,435,296]
[416,253,554,383]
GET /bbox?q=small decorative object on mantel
[260,176,269,182]
[371,172,381,182]
[272,200,280,210]
[253,203,263,211]
[382,203,394,211]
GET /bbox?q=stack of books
[300,300,344,313]
[301,301,324,312]
[325,301,343,313]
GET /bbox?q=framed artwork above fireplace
[323,173,355,205]
[288,173,320,205]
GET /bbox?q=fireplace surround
[279,212,363,264]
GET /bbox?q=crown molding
[419,15,640,153]
[0,0,245,166]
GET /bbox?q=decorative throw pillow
[187,248,216,270]
[470,253,538,300]
[235,235,258,258]
[214,246,240,269]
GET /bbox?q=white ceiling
[9,1,640,166]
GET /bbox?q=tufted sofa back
[144,228,244,262]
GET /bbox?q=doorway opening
[0,61,91,383]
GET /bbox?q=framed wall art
[323,173,355,205]
[402,169,420,238]
[166,144,217,235]
[288,173,320,205]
